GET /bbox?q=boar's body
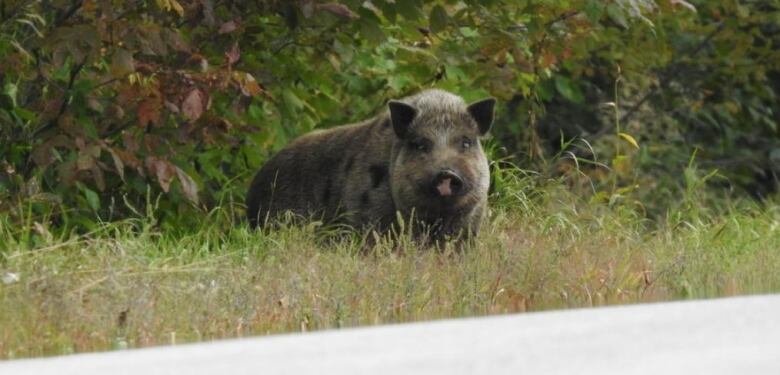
[246,117,398,229]
[246,89,495,240]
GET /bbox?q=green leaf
[374,1,397,22]
[79,184,100,211]
[618,132,640,149]
[606,4,628,28]
[13,107,36,121]
[360,20,385,45]
[3,83,18,108]
[584,0,604,22]
[248,103,263,121]
[554,76,584,104]
[282,89,304,113]
[396,0,424,20]
[387,75,413,92]
[333,38,354,63]
[79,116,98,139]
[459,27,479,38]
[537,79,555,101]
[429,5,448,33]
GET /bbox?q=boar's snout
[431,170,465,198]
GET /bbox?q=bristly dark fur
[246,89,495,242]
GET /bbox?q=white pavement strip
[2,295,779,375]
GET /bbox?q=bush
[1,0,778,229]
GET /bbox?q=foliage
[0,0,779,227]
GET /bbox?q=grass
[1,169,780,359]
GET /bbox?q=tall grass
[1,167,780,359]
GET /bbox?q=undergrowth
[1,167,780,359]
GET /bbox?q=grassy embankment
[2,167,780,359]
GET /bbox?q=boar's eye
[409,139,430,153]
[461,137,473,150]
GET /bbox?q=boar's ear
[467,98,496,135]
[388,100,418,139]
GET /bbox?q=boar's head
[388,90,495,230]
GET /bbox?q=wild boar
[246,89,495,242]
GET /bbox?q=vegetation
[3,170,780,358]
[2,0,780,359]
[3,0,780,224]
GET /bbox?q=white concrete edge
[2,294,779,375]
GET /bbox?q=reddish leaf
[43,99,62,116]
[123,132,140,154]
[137,24,168,56]
[31,145,54,168]
[175,167,199,204]
[113,147,141,173]
[32,135,73,168]
[57,160,78,185]
[58,114,83,138]
[541,50,557,68]
[77,145,101,171]
[87,97,104,113]
[164,100,180,113]
[75,137,86,150]
[182,89,205,122]
[219,20,237,34]
[145,156,176,193]
[233,72,263,97]
[90,163,106,191]
[138,97,162,127]
[106,104,125,120]
[225,42,240,65]
[106,147,126,181]
[143,134,162,155]
[117,84,139,105]
[315,3,359,19]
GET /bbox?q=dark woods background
[2,0,779,230]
